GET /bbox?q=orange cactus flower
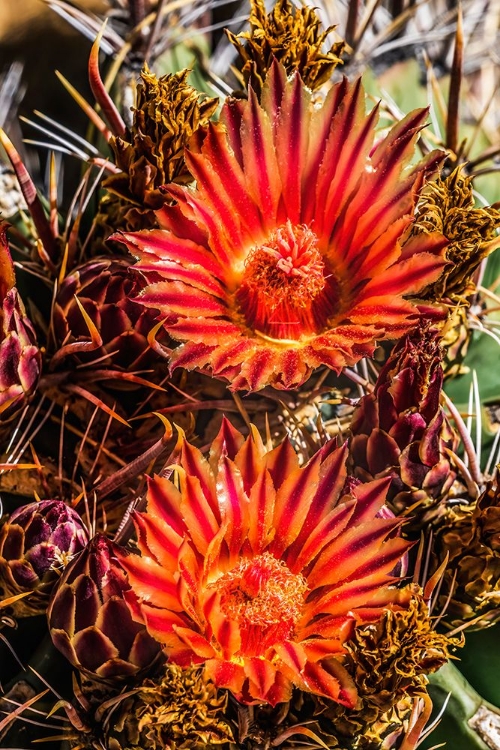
[116,64,447,391]
[119,419,413,707]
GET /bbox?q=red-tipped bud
[48,534,161,681]
[349,326,459,520]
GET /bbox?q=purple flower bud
[0,500,89,616]
[52,257,165,369]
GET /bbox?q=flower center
[213,552,307,655]
[236,222,331,341]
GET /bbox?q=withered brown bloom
[439,305,471,378]
[434,477,500,629]
[227,0,345,94]
[313,586,460,748]
[412,165,500,302]
[98,67,218,234]
[104,665,233,750]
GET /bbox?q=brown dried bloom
[440,305,471,378]
[434,477,500,629]
[227,0,345,94]
[412,166,500,301]
[103,665,234,750]
[98,67,218,234]
[314,586,461,748]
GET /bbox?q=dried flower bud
[227,0,345,94]
[412,166,500,301]
[312,586,461,747]
[433,477,500,628]
[104,664,233,750]
[97,67,218,234]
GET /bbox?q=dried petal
[227,0,345,94]
[433,475,500,628]
[412,165,500,301]
[97,67,218,235]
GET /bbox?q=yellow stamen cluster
[213,552,307,651]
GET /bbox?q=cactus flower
[119,419,414,707]
[116,64,448,391]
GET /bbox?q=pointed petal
[284,443,349,564]
[216,455,248,558]
[234,427,267,492]
[179,473,220,554]
[168,317,242,344]
[274,72,310,223]
[121,554,179,608]
[241,88,282,227]
[132,511,182,567]
[121,228,217,273]
[287,499,356,573]
[302,659,357,707]
[145,475,185,536]
[306,517,402,588]
[244,657,278,701]
[270,452,322,557]
[210,417,247,464]
[173,625,216,658]
[139,281,228,318]
[247,468,276,554]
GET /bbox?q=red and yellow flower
[116,64,448,391]
[120,419,414,707]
